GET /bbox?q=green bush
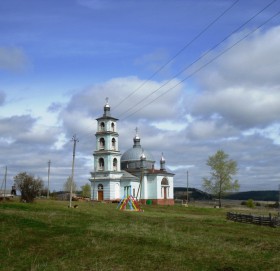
[14,172,44,203]
[246,199,255,208]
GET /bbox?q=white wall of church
[109,181,117,199]
[120,181,139,199]
[168,178,174,198]
[154,176,174,199]
[146,176,157,199]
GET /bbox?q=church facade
[89,100,174,205]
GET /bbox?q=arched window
[99,158,104,171]
[100,122,105,131]
[111,122,115,132]
[98,184,103,190]
[113,158,117,171]
[161,178,169,185]
[99,138,105,150]
[112,138,116,150]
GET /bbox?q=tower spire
[133,127,141,148]
[103,97,111,117]
[160,152,166,171]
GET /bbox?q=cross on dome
[161,152,165,162]
[105,97,109,107]
[135,127,140,139]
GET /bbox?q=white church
[89,99,174,205]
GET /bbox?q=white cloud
[192,86,280,128]
[188,25,280,133]
[197,26,280,89]
[0,115,36,136]
[186,118,238,140]
[151,120,187,132]
[63,76,185,121]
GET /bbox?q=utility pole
[69,135,79,208]
[278,184,280,215]
[47,160,51,199]
[93,165,96,203]
[3,166,7,201]
[186,170,189,203]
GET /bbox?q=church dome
[121,129,155,170]
[121,147,154,163]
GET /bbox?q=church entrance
[98,184,104,201]
[98,191,104,201]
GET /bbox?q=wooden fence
[227,212,280,227]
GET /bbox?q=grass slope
[1,200,280,271]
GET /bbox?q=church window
[112,138,116,150]
[161,178,169,185]
[98,184,103,190]
[100,122,105,131]
[113,158,117,171]
[100,122,105,132]
[99,138,105,150]
[111,122,115,132]
[98,158,104,171]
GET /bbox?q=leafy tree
[14,172,44,203]
[203,150,239,207]
[81,183,91,198]
[63,176,77,193]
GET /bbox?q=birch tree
[203,150,239,207]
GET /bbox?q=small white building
[89,99,174,205]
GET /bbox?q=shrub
[246,199,255,208]
[267,201,279,208]
[14,172,44,203]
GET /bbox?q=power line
[114,0,240,112]
[120,1,279,121]
[121,8,280,121]
[44,1,276,140]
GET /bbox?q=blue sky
[1,0,280,192]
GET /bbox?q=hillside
[174,187,212,200]
[224,190,279,201]
[174,187,279,201]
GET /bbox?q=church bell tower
[89,98,123,201]
[94,98,121,172]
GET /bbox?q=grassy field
[0,199,280,271]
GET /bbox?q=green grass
[1,199,280,271]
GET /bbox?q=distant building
[89,99,174,205]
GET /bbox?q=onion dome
[121,128,155,170]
